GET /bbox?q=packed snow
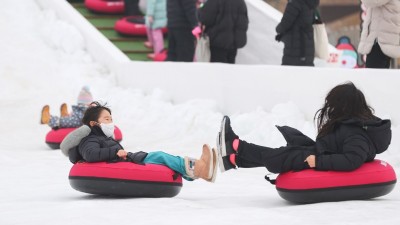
[0,1,399,224]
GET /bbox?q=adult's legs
[226,48,238,64]
[174,29,195,62]
[366,43,391,69]
[210,47,228,63]
[124,0,141,16]
[166,29,177,61]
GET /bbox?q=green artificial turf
[67,0,153,61]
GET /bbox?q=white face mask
[100,123,115,137]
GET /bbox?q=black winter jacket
[277,117,391,171]
[77,126,147,163]
[167,0,198,29]
[199,0,249,49]
[276,0,319,66]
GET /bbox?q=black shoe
[218,154,236,172]
[217,116,239,157]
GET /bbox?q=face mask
[100,123,115,137]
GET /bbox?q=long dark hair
[82,101,111,127]
[314,82,374,138]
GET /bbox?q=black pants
[366,43,391,69]
[210,47,238,64]
[124,0,141,16]
[236,140,315,173]
[166,28,196,62]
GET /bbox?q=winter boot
[40,105,50,124]
[185,145,213,181]
[217,132,237,172]
[207,147,218,183]
[60,103,69,117]
[218,116,239,157]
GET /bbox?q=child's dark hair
[82,101,112,126]
[314,82,374,138]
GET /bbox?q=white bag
[195,35,211,62]
[313,23,330,60]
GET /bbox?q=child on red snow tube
[61,101,217,182]
[40,86,93,129]
[216,82,391,175]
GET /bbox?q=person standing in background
[358,0,400,69]
[124,0,141,16]
[199,0,249,64]
[275,0,320,66]
[144,0,167,59]
[166,0,199,62]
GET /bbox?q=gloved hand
[192,26,202,39]
[275,33,283,42]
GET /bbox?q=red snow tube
[114,16,168,36]
[45,126,123,149]
[85,0,124,14]
[275,160,397,203]
[69,162,183,197]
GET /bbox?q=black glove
[275,34,282,42]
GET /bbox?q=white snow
[0,1,399,225]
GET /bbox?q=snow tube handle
[265,174,276,185]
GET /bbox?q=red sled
[45,126,123,149]
[275,160,397,203]
[69,162,183,197]
[114,16,168,36]
[85,0,124,14]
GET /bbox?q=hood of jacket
[341,117,392,154]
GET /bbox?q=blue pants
[143,151,193,181]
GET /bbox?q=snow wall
[36,0,400,124]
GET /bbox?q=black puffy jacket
[167,0,198,29]
[199,0,249,49]
[277,116,391,171]
[276,0,319,66]
[77,126,148,163]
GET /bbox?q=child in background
[40,86,93,129]
[144,0,167,59]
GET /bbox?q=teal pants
[143,151,193,181]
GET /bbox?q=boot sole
[209,148,218,183]
[219,116,228,157]
[203,144,214,181]
[217,132,227,173]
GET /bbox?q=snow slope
[0,1,399,225]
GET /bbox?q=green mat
[67,0,167,61]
